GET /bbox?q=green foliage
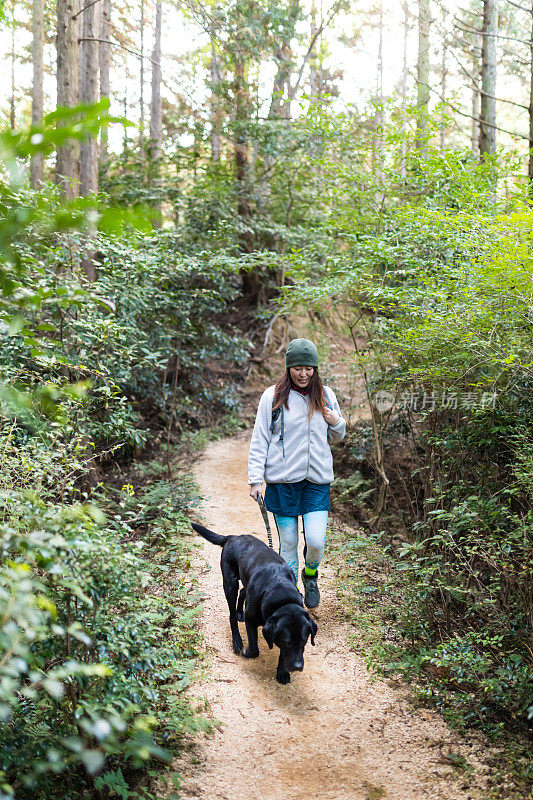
[282,106,533,737]
[0,115,243,799]
[0,429,206,799]
[0,211,249,459]
[329,523,532,792]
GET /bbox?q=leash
[256,495,274,549]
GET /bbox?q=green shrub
[282,118,533,733]
[0,424,206,799]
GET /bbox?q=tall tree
[527,0,533,190]
[31,0,45,187]
[209,16,222,162]
[471,50,480,156]
[80,0,99,196]
[400,0,409,177]
[261,0,300,209]
[268,0,299,119]
[439,37,448,149]
[416,0,430,147]
[479,0,499,156]
[232,41,257,297]
[122,90,129,154]
[234,52,252,246]
[139,0,145,162]
[99,0,112,161]
[9,1,16,129]
[149,0,163,225]
[56,0,80,199]
[372,0,384,176]
[309,1,320,100]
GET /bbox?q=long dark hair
[273,368,327,419]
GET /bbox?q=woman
[248,338,346,609]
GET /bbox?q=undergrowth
[0,432,213,800]
[327,522,532,798]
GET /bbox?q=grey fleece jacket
[248,385,346,486]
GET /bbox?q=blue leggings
[273,511,328,580]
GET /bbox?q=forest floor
[159,431,495,800]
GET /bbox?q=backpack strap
[270,405,285,458]
[270,389,332,456]
[269,406,280,432]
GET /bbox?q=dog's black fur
[192,522,317,684]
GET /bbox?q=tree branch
[446,45,529,111]
[504,0,531,13]
[290,0,345,100]
[78,37,160,68]
[428,85,529,140]
[454,19,532,46]
[72,0,101,20]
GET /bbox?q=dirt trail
[170,431,487,800]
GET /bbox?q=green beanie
[285,338,319,368]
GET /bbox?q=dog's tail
[191,522,229,547]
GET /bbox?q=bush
[0,125,245,798]
[281,118,533,733]
[0,424,207,799]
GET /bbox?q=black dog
[192,522,317,684]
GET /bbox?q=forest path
[169,431,486,800]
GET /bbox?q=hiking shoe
[301,568,320,609]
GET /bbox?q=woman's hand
[322,407,341,426]
[249,483,263,501]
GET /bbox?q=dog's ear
[309,618,318,646]
[262,619,274,649]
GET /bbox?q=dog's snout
[292,659,304,671]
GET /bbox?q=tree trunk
[440,39,448,149]
[471,53,480,157]
[99,0,111,160]
[269,43,292,119]
[308,0,323,174]
[123,90,128,153]
[416,0,430,147]
[80,0,99,196]
[210,19,221,162]
[479,0,499,156]
[527,1,533,191]
[372,0,384,177]
[10,8,16,129]
[309,1,320,100]
[139,0,145,163]
[400,0,409,177]
[260,6,298,213]
[31,0,44,187]
[56,0,80,199]
[79,0,99,281]
[149,0,162,226]
[234,55,252,229]
[234,54,257,298]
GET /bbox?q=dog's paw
[232,637,243,654]
[242,646,259,659]
[276,669,291,685]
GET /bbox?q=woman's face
[289,365,314,389]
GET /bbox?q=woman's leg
[302,510,329,573]
[300,510,328,608]
[273,514,299,580]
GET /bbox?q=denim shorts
[264,479,330,516]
